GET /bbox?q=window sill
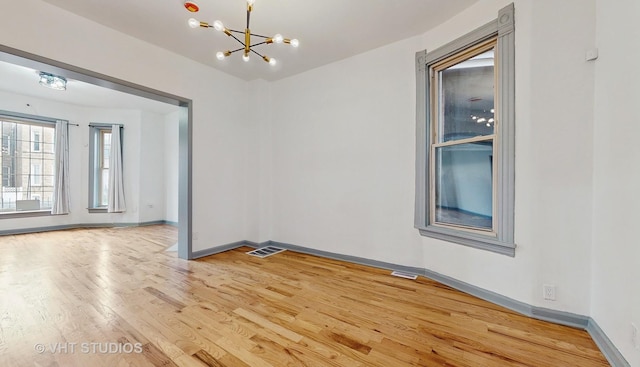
[88,208,108,213]
[0,210,54,219]
[417,225,516,257]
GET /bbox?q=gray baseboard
[587,319,631,367]
[197,238,629,366]
[0,220,174,236]
[422,268,590,329]
[252,240,425,275]
[191,240,254,259]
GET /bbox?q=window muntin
[0,118,55,213]
[430,40,496,233]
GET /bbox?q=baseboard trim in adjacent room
[0,220,175,236]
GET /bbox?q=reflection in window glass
[438,49,495,143]
[434,141,493,230]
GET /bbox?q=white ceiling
[40,0,480,81]
[0,60,180,114]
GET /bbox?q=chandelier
[187,0,299,66]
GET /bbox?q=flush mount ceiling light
[38,72,67,91]
[184,1,199,12]
[188,0,298,66]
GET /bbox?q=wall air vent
[246,246,286,258]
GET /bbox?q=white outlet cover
[543,284,556,301]
[633,323,639,349]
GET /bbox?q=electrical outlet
[193,231,199,240]
[632,323,639,349]
[543,284,556,301]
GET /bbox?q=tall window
[415,4,515,256]
[89,125,112,209]
[0,115,56,213]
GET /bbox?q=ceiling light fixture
[38,72,67,91]
[184,1,199,12]
[470,109,495,127]
[188,0,298,66]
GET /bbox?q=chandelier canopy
[188,0,299,66]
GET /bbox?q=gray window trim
[0,210,53,219]
[414,3,515,256]
[0,110,60,125]
[88,124,123,211]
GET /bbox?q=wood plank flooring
[0,225,609,366]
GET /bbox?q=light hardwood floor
[0,225,609,366]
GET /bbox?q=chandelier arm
[249,33,270,39]
[226,29,245,35]
[228,47,245,54]
[250,48,265,58]
[227,33,247,47]
[250,41,268,48]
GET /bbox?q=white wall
[138,111,167,223]
[0,0,251,251]
[245,79,273,243]
[266,0,596,317]
[0,90,173,230]
[268,35,424,267]
[592,0,640,364]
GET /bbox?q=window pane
[30,164,42,186]
[438,49,495,143]
[434,140,493,230]
[1,186,17,212]
[102,132,111,169]
[100,168,109,206]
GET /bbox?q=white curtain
[107,125,126,213]
[51,120,70,214]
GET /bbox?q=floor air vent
[246,246,286,258]
[390,271,418,280]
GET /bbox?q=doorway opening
[0,44,193,259]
